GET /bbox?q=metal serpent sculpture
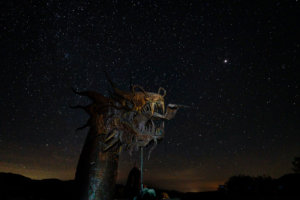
[72,73,186,200]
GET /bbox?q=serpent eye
[142,103,151,113]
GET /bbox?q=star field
[0,0,299,192]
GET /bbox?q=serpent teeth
[105,130,117,142]
[104,137,119,151]
[150,103,155,115]
[151,120,155,134]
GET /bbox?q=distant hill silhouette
[0,172,299,200]
[0,172,75,200]
[221,173,300,199]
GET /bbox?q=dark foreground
[0,172,299,200]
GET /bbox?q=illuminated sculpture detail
[72,73,186,200]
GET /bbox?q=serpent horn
[104,71,132,99]
[158,87,166,97]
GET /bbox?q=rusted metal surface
[72,73,187,200]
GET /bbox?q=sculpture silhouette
[72,73,186,200]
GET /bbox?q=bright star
[224,59,228,63]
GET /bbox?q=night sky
[0,0,299,192]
